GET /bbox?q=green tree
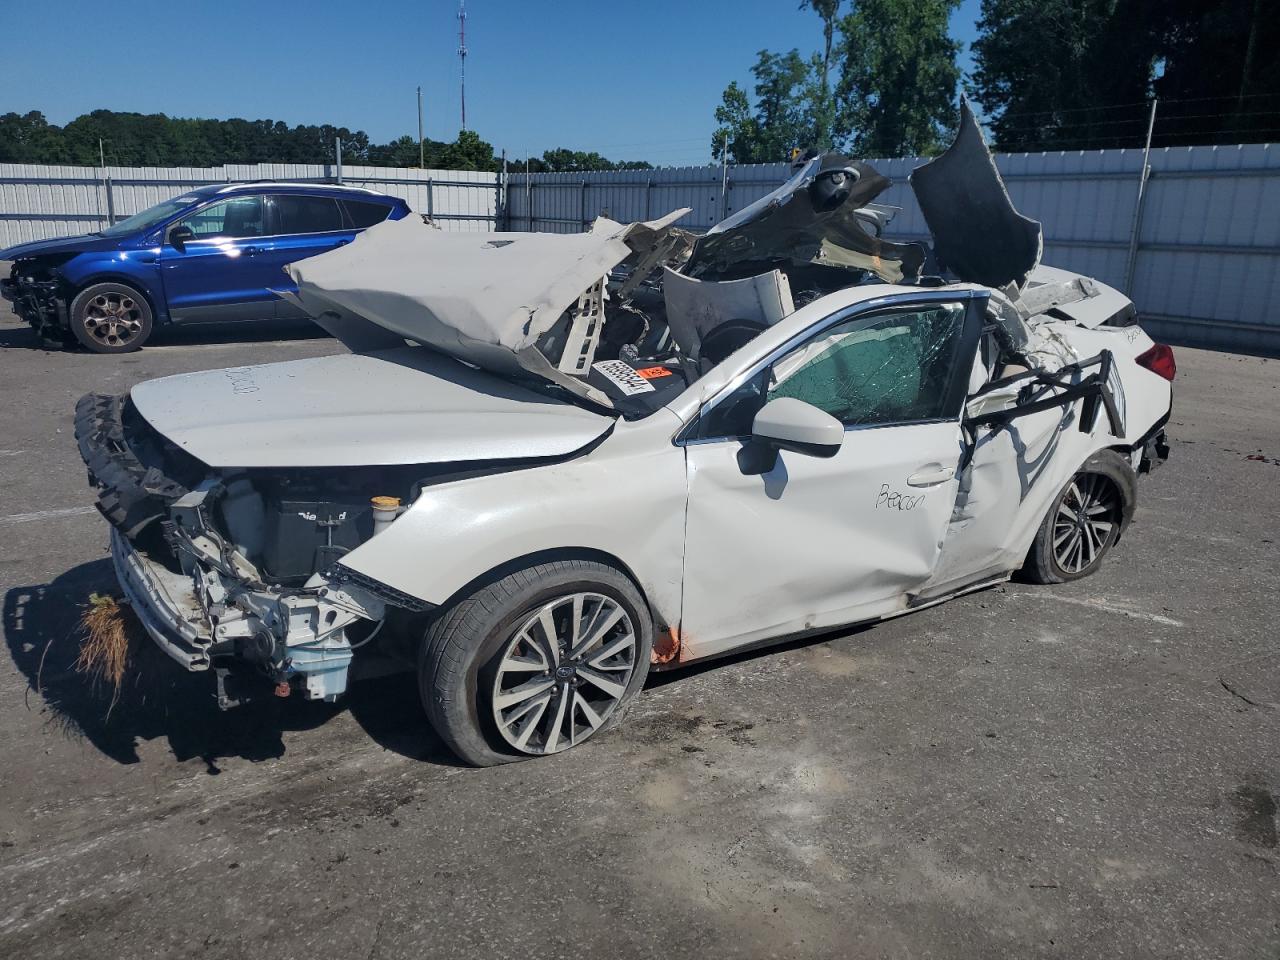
[801,0,841,147]
[970,0,1156,151]
[437,130,498,171]
[711,80,758,162]
[971,0,1280,151]
[1149,0,1279,145]
[834,0,962,156]
[369,134,433,167]
[534,148,653,172]
[712,49,816,163]
[0,111,68,163]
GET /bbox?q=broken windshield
[769,304,968,426]
[694,302,970,439]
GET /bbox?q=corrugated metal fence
[3,146,1278,353]
[507,144,1280,354]
[0,161,499,246]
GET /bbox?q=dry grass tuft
[75,593,135,713]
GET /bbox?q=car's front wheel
[69,282,154,353]
[1022,450,1137,584]
[419,559,653,766]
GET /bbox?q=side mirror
[168,225,195,249]
[751,397,843,458]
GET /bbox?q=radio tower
[457,0,468,130]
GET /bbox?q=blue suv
[0,183,411,352]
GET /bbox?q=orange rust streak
[651,625,681,665]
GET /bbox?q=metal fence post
[719,139,729,222]
[335,136,344,184]
[527,180,535,230]
[97,139,115,227]
[426,177,434,220]
[1124,99,1158,296]
[499,149,507,230]
[104,176,116,226]
[580,179,588,231]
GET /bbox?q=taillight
[1136,343,1176,381]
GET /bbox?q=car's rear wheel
[1022,450,1136,584]
[69,282,154,353]
[419,559,653,766]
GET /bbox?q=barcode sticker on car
[592,359,656,396]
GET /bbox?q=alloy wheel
[490,592,637,755]
[1052,473,1121,575]
[82,292,144,348]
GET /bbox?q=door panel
[263,195,356,319]
[682,422,964,658]
[678,297,981,660]
[159,195,279,322]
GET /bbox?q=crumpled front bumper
[110,527,213,671]
[4,271,65,335]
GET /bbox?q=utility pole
[458,0,468,130]
[417,85,425,168]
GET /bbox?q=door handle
[906,465,956,487]
[243,246,260,257]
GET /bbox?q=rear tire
[419,560,653,766]
[69,282,154,353]
[1021,450,1137,584]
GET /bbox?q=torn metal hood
[129,347,613,468]
[285,211,690,406]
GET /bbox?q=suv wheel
[1022,450,1137,584]
[420,560,653,766]
[69,282,154,353]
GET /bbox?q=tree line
[0,109,653,173]
[714,0,1279,163]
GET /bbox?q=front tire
[419,560,653,766]
[1021,450,1137,584]
[69,282,154,353]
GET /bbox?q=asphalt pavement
[0,313,1276,959]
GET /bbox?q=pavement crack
[1219,677,1272,709]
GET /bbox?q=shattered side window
[696,302,969,439]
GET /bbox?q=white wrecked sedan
[75,106,1175,765]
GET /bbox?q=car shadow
[0,317,330,352]
[148,318,330,347]
[0,324,63,351]
[1,559,459,771]
[3,559,869,771]
[644,619,878,690]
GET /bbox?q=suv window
[176,195,265,239]
[270,194,344,234]
[343,199,394,229]
[695,301,970,440]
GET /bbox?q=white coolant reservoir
[370,496,402,537]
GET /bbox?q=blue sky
[2,0,982,166]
